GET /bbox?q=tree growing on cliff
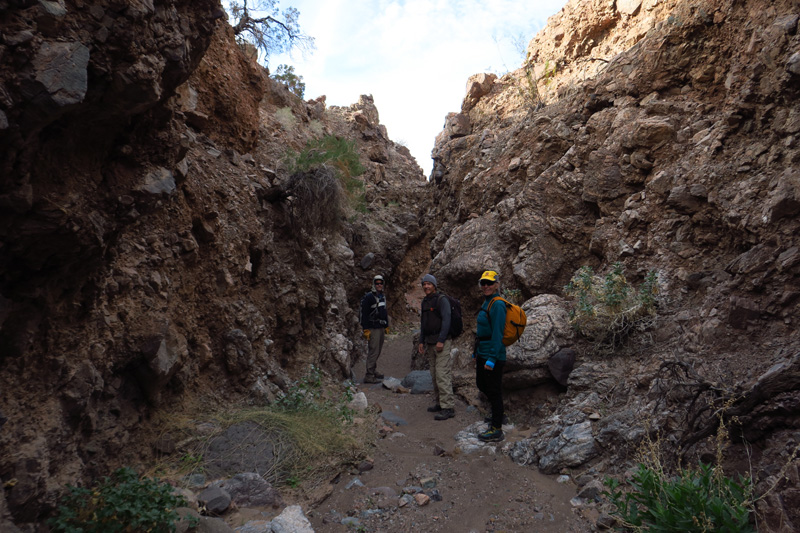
[272,64,305,98]
[228,0,315,62]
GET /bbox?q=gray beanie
[422,274,437,287]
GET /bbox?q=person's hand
[385,327,390,334]
[435,342,444,352]
[363,329,371,340]
[484,359,495,371]
[417,343,424,354]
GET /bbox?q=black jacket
[360,291,388,329]
[420,293,451,344]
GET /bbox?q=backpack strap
[486,296,510,313]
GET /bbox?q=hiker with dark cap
[360,275,389,384]
[474,270,506,442]
[418,274,455,420]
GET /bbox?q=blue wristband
[485,360,495,369]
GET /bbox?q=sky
[264,0,569,177]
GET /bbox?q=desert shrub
[502,287,523,305]
[284,166,345,229]
[516,62,544,111]
[271,64,305,98]
[49,467,187,533]
[275,106,296,130]
[211,368,367,488]
[276,365,355,423]
[564,263,659,351]
[604,412,754,532]
[605,463,754,532]
[286,135,364,178]
[309,119,324,136]
[284,135,366,227]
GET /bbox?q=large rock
[504,295,575,390]
[25,40,89,108]
[210,473,283,509]
[536,421,598,474]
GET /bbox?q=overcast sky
[266,0,568,177]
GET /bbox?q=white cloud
[269,0,568,176]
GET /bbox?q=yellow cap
[479,270,499,283]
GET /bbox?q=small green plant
[605,462,754,532]
[271,64,305,98]
[516,62,544,111]
[502,288,523,305]
[49,467,187,533]
[275,106,296,130]
[179,453,204,473]
[541,59,557,84]
[564,263,659,351]
[277,365,356,423]
[604,412,755,532]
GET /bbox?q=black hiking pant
[476,358,505,428]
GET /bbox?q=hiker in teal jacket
[474,270,506,442]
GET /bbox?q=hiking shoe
[373,372,385,379]
[483,414,510,425]
[434,408,455,421]
[427,404,442,412]
[478,426,504,442]
[363,375,379,384]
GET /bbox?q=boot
[478,426,504,442]
[434,408,455,420]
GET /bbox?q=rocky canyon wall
[429,0,800,527]
[0,2,427,527]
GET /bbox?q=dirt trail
[305,331,592,532]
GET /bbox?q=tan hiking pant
[424,339,454,409]
[366,328,385,377]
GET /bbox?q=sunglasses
[374,281,384,285]
[480,280,496,286]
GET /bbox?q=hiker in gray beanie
[418,273,455,420]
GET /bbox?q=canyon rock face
[0,3,427,526]
[430,0,800,528]
[1,0,799,529]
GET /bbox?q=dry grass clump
[150,368,377,491]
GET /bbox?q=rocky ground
[300,331,592,533]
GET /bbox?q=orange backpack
[486,297,528,346]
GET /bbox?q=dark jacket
[420,292,451,345]
[360,291,388,329]
[476,292,507,364]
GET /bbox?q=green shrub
[285,135,365,179]
[283,135,366,227]
[277,365,355,423]
[604,462,754,532]
[502,288,523,305]
[564,263,658,350]
[49,467,187,533]
[271,64,305,98]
